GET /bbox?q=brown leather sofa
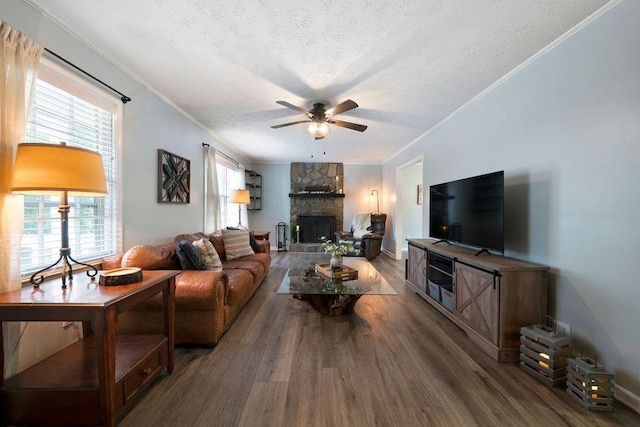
[102,230,270,346]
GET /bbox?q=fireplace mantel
[289,193,345,198]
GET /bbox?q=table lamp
[11,142,108,288]
[230,189,250,229]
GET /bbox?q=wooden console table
[0,270,178,427]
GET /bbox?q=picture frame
[417,184,423,205]
[158,149,190,203]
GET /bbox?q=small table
[0,270,178,427]
[277,254,396,315]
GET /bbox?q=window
[20,60,121,276]
[216,156,242,228]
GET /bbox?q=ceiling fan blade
[275,101,309,115]
[326,99,358,117]
[271,120,310,129]
[328,119,367,132]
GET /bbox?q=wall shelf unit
[245,170,262,211]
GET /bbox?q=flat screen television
[429,171,504,253]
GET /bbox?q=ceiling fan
[271,99,367,139]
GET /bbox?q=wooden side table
[253,231,270,241]
[0,270,178,427]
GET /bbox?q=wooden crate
[519,324,571,387]
[566,357,614,411]
[316,264,358,281]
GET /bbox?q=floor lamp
[371,189,379,213]
[230,189,250,229]
[11,142,108,288]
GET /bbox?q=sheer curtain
[238,164,249,229]
[204,145,221,233]
[0,22,43,293]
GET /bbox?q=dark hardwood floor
[119,251,639,426]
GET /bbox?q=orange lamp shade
[11,143,107,196]
[231,189,250,204]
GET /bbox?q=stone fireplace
[290,162,344,244]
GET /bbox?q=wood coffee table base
[293,293,362,316]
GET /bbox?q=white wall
[247,163,290,241]
[343,164,383,225]
[383,1,640,403]
[399,161,423,252]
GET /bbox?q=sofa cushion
[223,269,256,307]
[222,229,255,260]
[122,244,178,270]
[193,238,223,270]
[208,230,226,260]
[223,259,266,282]
[102,253,124,270]
[176,240,209,270]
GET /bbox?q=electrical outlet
[556,320,571,337]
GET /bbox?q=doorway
[395,157,423,260]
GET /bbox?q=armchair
[335,212,387,260]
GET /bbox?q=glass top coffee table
[277,253,397,315]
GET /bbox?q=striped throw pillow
[222,229,255,260]
[193,238,223,270]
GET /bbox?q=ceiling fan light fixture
[306,121,330,138]
[273,99,365,137]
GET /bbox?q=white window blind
[21,61,120,276]
[216,157,241,228]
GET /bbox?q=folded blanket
[352,212,371,238]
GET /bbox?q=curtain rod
[44,48,132,104]
[202,143,238,166]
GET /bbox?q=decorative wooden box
[316,264,358,281]
[566,357,614,411]
[520,324,571,387]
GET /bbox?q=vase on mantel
[330,255,343,271]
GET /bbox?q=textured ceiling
[25,0,609,164]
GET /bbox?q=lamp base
[30,250,98,289]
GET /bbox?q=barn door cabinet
[406,243,428,294]
[405,238,549,362]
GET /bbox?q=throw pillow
[226,226,260,253]
[249,231,260,253]
[175,240,209,270]
[222,229,255,260]
[192,237,223,270]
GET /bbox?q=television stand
[406,238,548,362]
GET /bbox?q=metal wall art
[158,149,190,203]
